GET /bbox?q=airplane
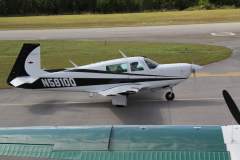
[7,43,202,107]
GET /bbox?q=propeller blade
[192,68,197,78]
[193,72,196,78]
[191,64,202,77]
[222,90,240,124]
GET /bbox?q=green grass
[0,40,231,88]
[0,9,240,30]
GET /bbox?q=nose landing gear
[165,92,175,101]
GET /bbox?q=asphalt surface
[0,22,240,126]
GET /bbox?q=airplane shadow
[110,99,224,125]
[26,100,110,115]
[25,98,225,125]
[166,99,224,108]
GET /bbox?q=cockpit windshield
[144,58,158,69]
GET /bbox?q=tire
[115,105,126,108]
[165,92,175,101]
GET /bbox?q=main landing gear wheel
[115,105,125,108]
[165,92,175,101]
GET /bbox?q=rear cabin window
[106,63,128,73]
[130,62,144,72]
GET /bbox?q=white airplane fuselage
[41,61,191,93]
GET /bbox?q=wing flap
[99,84,143,96]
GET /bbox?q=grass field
[0,9,240,30]
[0,40,231,88]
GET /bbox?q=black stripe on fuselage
[18,77,186,89]
[65,69,176,77]
[45,69,66,72]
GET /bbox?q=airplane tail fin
[7,43,45,87]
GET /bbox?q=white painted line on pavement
[211,32,236,37]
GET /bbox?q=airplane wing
[98,84,144,96]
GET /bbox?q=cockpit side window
[130,62,144,72]
[144,58,158,69]
[106,63,128,73]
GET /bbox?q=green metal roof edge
[0,125,226,151]
[0,144,231,160]
[0,125,230,160]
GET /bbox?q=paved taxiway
[0,22,240,126]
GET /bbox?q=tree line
[0,0,239,16]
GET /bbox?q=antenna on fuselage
[69,59,78,68]
[119,50,128,58]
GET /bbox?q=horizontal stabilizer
[10,77,38,87]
